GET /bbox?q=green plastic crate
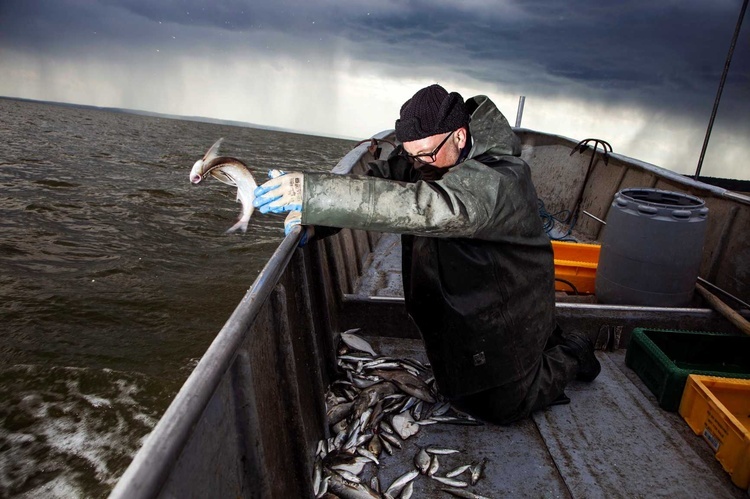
[625,328,750,411]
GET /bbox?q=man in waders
[253,84,600,424]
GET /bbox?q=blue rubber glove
[284,211,309,247]
[284,210,302,235]
[253,170,304,214]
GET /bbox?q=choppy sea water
[0,98,354,497]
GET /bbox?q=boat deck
[366,337,744,498]
[349,233,745,497]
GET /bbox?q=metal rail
[515,95,526,128]
[109,227,304,499]
[514,127,750,207]
[695,0,749,179]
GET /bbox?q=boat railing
[109,135,394,498]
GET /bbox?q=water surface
[0,98,354,497]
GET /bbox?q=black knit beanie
[395,84,470,142]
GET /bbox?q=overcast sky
[1,0,748,179]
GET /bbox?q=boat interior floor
[365,336,745,498]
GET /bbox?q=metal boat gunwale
[514,127,750,206]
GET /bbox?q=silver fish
[414,447,430,474]
[334,469,362,484]
[399,357,429,372]
[426,446,461,455]
[415,419,438,426]
[441,488,492,499]
[343,426,361,451]
[427,454,440,477]
[380,434,394,455]
[369,400,385,429]
[446,464,472,478]
[431,415,483,426]
[428,401,451,418]
[362,358,391,369]
[366,362,402,370]
[367,434,382,456]
[333,429,347,450]
[317,476,330,498]
[189,138,258,233]
[352,376,382,389]
[313,458,323,495]
[431,476,468,488]
[329,457,369,476]
[470,458,487,485]
[332,418,348,434]
[328,473,380,499]
[379,420,395,435]
[372,369,436,404]
[382,394,407,413]
[340,330,378,356]
[379,430,403,449]
[353,433,372,448]
[356,408,374,433]
[385,470,419,496]
[339,354,374,362]
[399,364,422,377]
[327,401,354,426]
[399,396,419,414]
[370,476,380,493]
[412,400,424,420]
[353,382,397,421]
[356,446,379,465]
[399,481,414,499]
[325,391,347,407]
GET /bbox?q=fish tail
[225,219,249,234]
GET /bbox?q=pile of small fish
[314,329,491,499]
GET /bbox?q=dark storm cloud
[341,1,749,123]
[1,0,747,127]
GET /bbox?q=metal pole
[515,95,526,128]
[694,0,748,180]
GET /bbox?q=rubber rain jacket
[303,95,567,406]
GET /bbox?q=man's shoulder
[367,154,418,182]
[460,155,528,172]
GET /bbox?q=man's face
[402,128,466,169]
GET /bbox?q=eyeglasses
[402,130,454,165]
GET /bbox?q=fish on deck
[189,138,258,233]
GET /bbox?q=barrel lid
[614,188,708,219]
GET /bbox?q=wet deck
[366,337,745,498]
[351,234,746,498]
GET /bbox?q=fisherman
[253,84,600,424]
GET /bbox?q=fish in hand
[189,138,258,233]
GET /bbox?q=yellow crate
[679,374,750,489]
[551,241,600,295]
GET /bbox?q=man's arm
[302,160,500,238]
[255,157,542,242]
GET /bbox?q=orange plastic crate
[679,375,750,489]
[551,241,601,294]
